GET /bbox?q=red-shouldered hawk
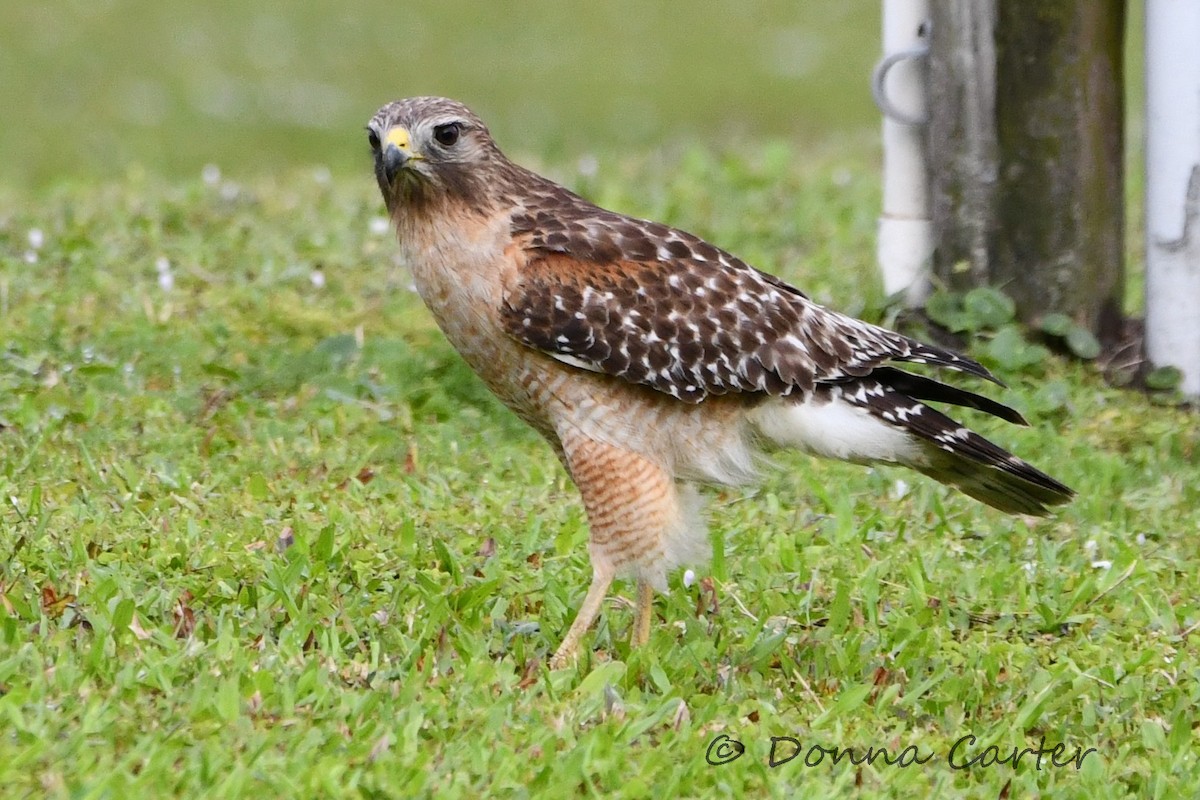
[367,96,1073,669]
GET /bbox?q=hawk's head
[367,96,502,213]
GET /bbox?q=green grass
[2,145,1198,799]
[1,0,881,188]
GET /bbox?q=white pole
[876,0,932,306]
[1145,0,1200,399]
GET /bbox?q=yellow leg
[631,579,654,647]
[549,570,614,669]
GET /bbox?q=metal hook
[872,36,930,126]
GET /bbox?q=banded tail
[750,367,1074,516]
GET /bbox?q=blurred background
[1,0,890,188]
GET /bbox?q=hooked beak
[381,126,418,184]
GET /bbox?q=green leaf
[1014,681,1058,731]
[111,598,135,632]
[1039,312,1073,337]
[709,527,726,582]
[925,291,971,333]
[432,539,462,584]
[1065,325,1101,360]
[215,678,240,723]
[398,516,416,552]
[648,664,672,693]
[76,363,116,376]
[202,362,241,380]
[986,326,1047,371]
[1141,719,1168,750]
[813,683,873,727]
[314,524,336,561]
[574,661,627,696]
[829,579,851,633]
[246,473,269,501]
[963,286,1015,329]
[1145,366,1183,391]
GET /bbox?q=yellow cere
[385,127,412,151]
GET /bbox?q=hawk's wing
[501,197,998,405]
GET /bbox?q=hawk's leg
[631,579,655,647]
[549,569,613,670]
[549,433,676,668]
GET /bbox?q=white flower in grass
[28,228,44,249]
[310,269,326,289]
[156,257,173,292]
[202,164,221,185]
[369,216,390,236]
[682,569,696,588]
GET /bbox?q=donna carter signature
[705,733,1098,771]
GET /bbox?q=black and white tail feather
[752,345,1073,516]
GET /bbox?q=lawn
[1,137,1197,798]
[0,0,882,188]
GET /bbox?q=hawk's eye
[367,129,381,150]
[433,123,461,147]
